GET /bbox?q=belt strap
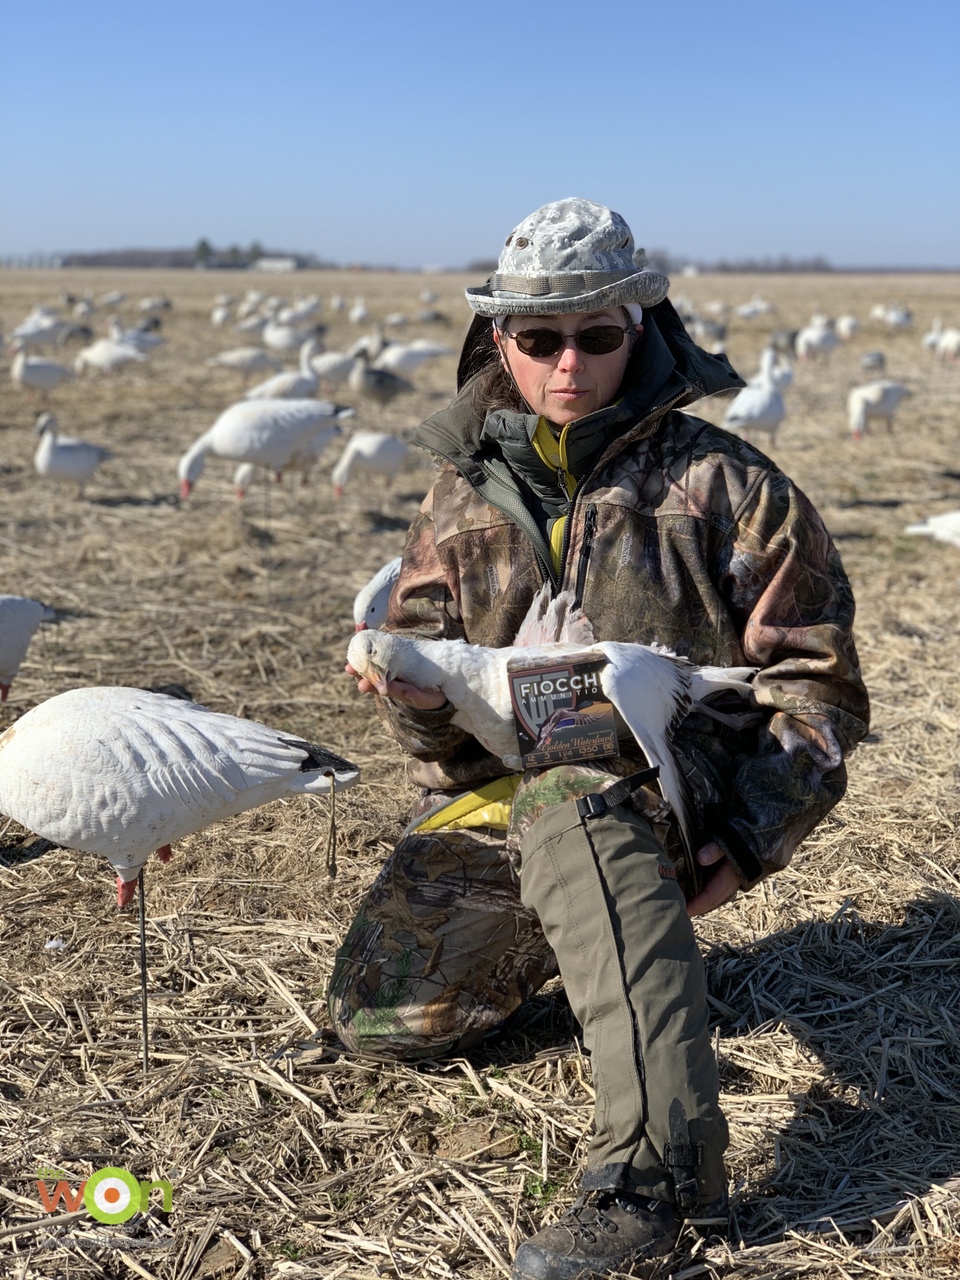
[576,766,660,820]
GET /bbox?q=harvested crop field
[1,268,960,1279]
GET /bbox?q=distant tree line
[58,240,336,269]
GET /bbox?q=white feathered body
[0,687,360,885]
[352,557,403,629]
[347,626,756,854]
[34,416,113,485]
[178,400,346,489]
[0,595,55,691]
[12,350,74,394]
[905,511,960,548]
[332,431,408,492]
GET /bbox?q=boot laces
[562,1191,650,1242]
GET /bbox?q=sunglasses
[501,324,632,358]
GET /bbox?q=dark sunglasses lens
[576,326,627,355]
[514,329,563,357]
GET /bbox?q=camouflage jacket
[378,308,869,884]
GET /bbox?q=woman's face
[493,309,640,427]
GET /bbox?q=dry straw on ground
[1,268,959,1279]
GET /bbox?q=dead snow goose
[347,599,755,861]
[352,557,403,631]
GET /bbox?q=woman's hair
[470,356,529,416]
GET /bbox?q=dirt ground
[1,268,959,1279]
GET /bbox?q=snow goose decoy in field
[796,319,840,361]
[836,314,860,340]
[847,380,912,440]
[34,413,113,496]
[348,296,369,324]
[347,352,414,406]
[935,327,960,360]
[11,349,74,399]
[74,336,147,375]
[244,337,324,400]
[0,686,360,1072]
[905,512,960,549]
[723,348,786,446]
[861,350,886,374]
[310,350,355,391]
[373,338,452,377]
[231,408,354,497]
[332,431,409,497]
[108,316,165,352]
[0,594,55,701]
[347,591,756,860]
[204,346,283,384]
[178,399,351,497]
[0,685,360,906]
[353,557,403,630]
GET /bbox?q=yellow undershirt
[531,417,577,574]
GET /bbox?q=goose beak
[333,484,344,498]
[179,479,193,500]
[355,621,367,633]
[0,683,9,702]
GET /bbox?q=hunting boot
[511,1189,729,1280]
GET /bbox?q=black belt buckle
[576,793,608,821]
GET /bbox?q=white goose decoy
[353,557,403,631]
[263,319,313,354]
[905,512,960,549]
[935,328,960,360]
[204,346,283,382]
[0,686,360,906]
[348,296,369,324]
[847,380,912,440]
[723,348,786,446]
[347,593,756,859]
[211,304,232,328]
[34,413,113,495]
[346,326,388,360]
[231,407,354,497]
[11,349,75,398]
[108,316,164,352]
[332,431,409,497]
[373,339,452,377]
[836,314,860,341]
[244,338,324,400]
[734,296,775,319]
[0,595,56,701]
[74,337,147,375]
[178,399,350,497]
[796,320,840,361]
[347,352,414,406]
[310,350,355,390]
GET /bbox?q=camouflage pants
[328,766,727,1203]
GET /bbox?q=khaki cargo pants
[328,766,727,1205]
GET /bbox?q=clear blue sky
[2,0,957,268]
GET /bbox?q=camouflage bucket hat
[465,197,670,318]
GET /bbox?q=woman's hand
[686,842,746,918]
[345,662,448,710]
